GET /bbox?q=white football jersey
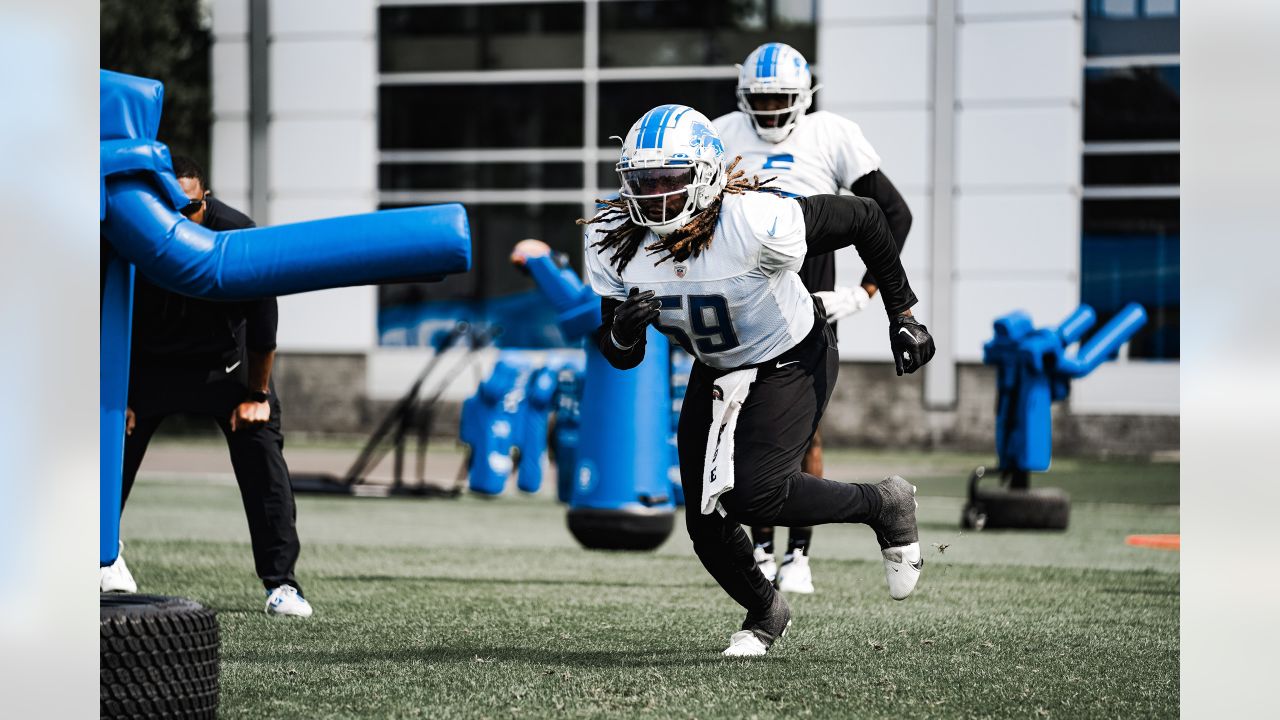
[712,110,882,198]
[584,191,815,370]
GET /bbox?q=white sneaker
[265,585,313,617]
[776,551,814,594]
[883,543,923,600]
[99,542,137,593]
[753,546,777,583]
[723,630,770,657]
[871,476,924,601]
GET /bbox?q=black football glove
[889,314,935,376]
[611,287,661,348]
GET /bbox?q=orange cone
[1125,534,1180,550]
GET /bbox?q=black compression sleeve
[849,170,912,288]
[595,297,647,370]
[244,297,278,352]
[797,194,917,317]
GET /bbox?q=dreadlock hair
[578,156,775,273]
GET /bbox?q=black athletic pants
[122,365,301,594]
[677,313,882,615]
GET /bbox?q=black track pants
[677,316,882,615]
[122,369,301,594]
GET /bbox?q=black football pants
[677,315,882,616]
[122,368,301,594]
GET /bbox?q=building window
[379,3,585,72]
[1081,4,1178,360]
[380,84,585,149]
[1085,0,1179,56]
[599,0,815,68]
[1081,199,1179,359]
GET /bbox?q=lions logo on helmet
[736,42,815,143]
[617,104,728,237]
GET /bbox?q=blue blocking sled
[99,69,472,565]
[525,253,678,550]
[963,302,1147,530]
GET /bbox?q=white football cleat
[723,630,771,657]
[99,542,137,593]
[265,585,313,618]
[753,545,777,584]
[723,593,791,657]
[871,476,923,600]
[882,542,923,600]
[776,551,814,594]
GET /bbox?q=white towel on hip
[701,367,758,516]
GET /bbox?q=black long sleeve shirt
[130,197,279,367]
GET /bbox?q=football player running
[582,104,933,657]
[713,42,914,596]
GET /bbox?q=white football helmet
[616,104,728,237]
[736,42,814,143]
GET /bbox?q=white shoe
[776,551,814,594]
[265,585,313,617]
[99,542,137,593]
[753,546,777,583]
[883,543,923,600]
[871,476,923,600]
[723,630,771,657]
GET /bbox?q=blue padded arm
[102,176,471,300]
[101,140,190,211]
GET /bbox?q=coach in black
[111,156,312,618]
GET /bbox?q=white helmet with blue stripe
[616,104,727,237]
[736,42,814,143]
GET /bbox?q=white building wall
[819,0,1082,365]
[211,0,379,352]
[818,0,934,363]
[953,1,1082,361]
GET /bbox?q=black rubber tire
[962,486,1071,530]
[101,594,220,720]
[567,507,675,550]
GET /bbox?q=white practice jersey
[584,191,815,370]
[712,110,881,198]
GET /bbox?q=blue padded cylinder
[462,360,524,495]
[521,251,675,549]
[551,360,585,504]
[515,367,558,494]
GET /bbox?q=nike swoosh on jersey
[225,360,242,373]
[776,360,798,368]
[767,217,778,237]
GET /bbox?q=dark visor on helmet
[619,166,694,197]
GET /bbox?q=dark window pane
[1082,153,1179,186]
[1086,0,1179,56]
[1084,66,1179,141]
[1081,199,1179,359]
[380,162,584,190]
[379,3,584,72]
[599,0,816,68]
[598,161,621,190]
[380,84,584,149]
[598,79,739,145]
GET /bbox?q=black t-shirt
[130,197,278,367]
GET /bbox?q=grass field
[121,444,1178,719]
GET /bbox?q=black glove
[889,314,935,376]
[611,287,661,348]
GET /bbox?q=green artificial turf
[120,449,1178,719]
